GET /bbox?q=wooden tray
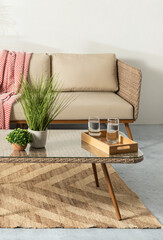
[81,130,138,155]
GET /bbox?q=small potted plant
[6,128,32,151]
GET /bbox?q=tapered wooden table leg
[92,163,99,187]
[101,163,121,220]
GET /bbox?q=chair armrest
[116,60,142,120]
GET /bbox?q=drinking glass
[106,118,119,144]
[88,117,101,136]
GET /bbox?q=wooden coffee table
[0,130,143,220]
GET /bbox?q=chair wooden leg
[124,123,133,140]
[92,163,99,187]
[101,163,121,220]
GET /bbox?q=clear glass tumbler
[106,118,119,144]
[88,117,101,136]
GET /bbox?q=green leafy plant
[6,128,32,146]
[18,75,74,131]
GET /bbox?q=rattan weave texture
[117,60,142,120]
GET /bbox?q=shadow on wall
[0,4,59,53]
[0,36,60,53]
[84,41,163,124]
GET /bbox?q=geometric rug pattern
[0,163,162,228]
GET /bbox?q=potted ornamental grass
[18,75,73,148]
[6,128,32,151]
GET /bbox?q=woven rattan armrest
[116,60,142,120]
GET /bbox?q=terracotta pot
[12,143,27,151]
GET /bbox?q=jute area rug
[0,163,161,228]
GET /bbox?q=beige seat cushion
[52,53,118,92]
[11,92,133,121]
[28,53,50,83]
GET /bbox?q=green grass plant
[18,75,73,131]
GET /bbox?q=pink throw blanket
[0,50,32,129]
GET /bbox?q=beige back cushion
[28,53,50,83]
[51,53,118,92]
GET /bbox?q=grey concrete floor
[1,124,163,240]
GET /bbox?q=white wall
[0,0,163,124]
